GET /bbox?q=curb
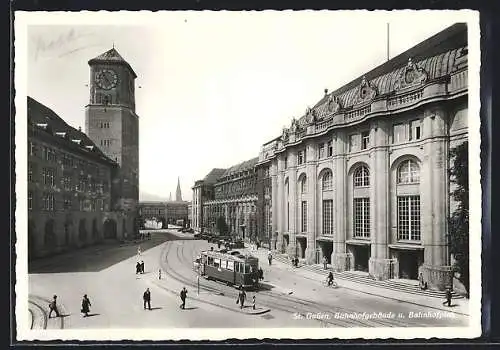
[149,279,271,316]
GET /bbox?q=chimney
[78,126,82,132]
[324,88,328,96]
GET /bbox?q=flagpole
[386,22,390,62]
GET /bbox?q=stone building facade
[85,48,140,239]
[192,168,227,234]
[138,201,189,226]
[255,159,273,248]
[27,97,126,261]
[257,24,468,290]
[201,158,259,240]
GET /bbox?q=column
[305,142,317,264]
[287,150,298,257]
[368,120,392,280]
[271,162,279,251]
[332,131,352,271]
[421,108,452,290]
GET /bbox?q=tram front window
[245,264,251,273]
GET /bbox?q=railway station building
[256,24,468,290]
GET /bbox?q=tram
[199,249,259,289]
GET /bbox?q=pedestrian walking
[143,288,152,310]
[252,295,256,310]
[180,287,188,309]
[256,241,260,250]
[217,241,221,249]
[158,269,162,280]
[136,261,141,274]
[258,267,264,281]
[238,287,247,309]
[268,251,273,266]
[48,295,60,318]
[81,294,91,317]
[443,288,452,307]
[140,260,145,274]
[323,256,328,270]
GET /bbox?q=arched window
[353,165,370,187]
[300,176,307,194]
[397,160,420,184]
[322,171,333,191]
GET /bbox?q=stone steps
[273,255,464,299]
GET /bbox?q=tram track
[29,294,65,329]
[160,240,437,328]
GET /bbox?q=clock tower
[85,47,139,238]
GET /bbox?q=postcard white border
[15,9,482,341]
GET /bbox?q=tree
[216,216,229,235]
[448,141,469,297]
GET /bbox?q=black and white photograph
[14,10,481,341]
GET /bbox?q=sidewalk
[243,246,469,316]
[148,271,270,316]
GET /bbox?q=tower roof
[88,48,137,78]
[176,177,182,201]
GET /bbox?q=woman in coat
[81,294,91,317]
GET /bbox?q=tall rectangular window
[353,198,370,238]
[28,164,33,182]
[301,201,307,232]
[298,151,304,165]
[284,156,288,169]
[28,191,33,210]
[322,200,333,235]
[361,131,370,150]
[397,196,421,241]
[393,123,406,143]
[287,202,289,231]
[410,120,422,141]
[327,141,333,157]
[63,195,72,210]
[318,143,325,159]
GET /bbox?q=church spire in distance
[176,177,182,202]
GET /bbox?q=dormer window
[36,123,48,129]
[55,132,67,138]
[71,139,82,145]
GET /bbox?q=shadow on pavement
[28,231,186,274]
[182,307,197,310]
[84,313,100,317]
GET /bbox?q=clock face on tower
[95,69,118,90]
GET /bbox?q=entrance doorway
[103,219,117,239]
[297,237,307,259]
[398,250,423,280]
[352,245,370,272]
[317,240,333,264]
[283,235,289,252]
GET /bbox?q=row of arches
[28,217,119,259]
[284,158,420,192]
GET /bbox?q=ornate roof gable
[394,57,428,91]
[354,76,378,105]
[326,94,341,114]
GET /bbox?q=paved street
[28,231,469,331]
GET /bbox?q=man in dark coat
[143,288,151,310]
[140,261,145,274]
[48,295,60,318]
[238,287,247,309]
[81,294,91,317]
[180,287,188,309]
[136,262,141,274]
[443,288,453,307]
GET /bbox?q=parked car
[231,240,245,249]
[194,233,202,239]
[187,228,194,233]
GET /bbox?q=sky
[23,11,471,202]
